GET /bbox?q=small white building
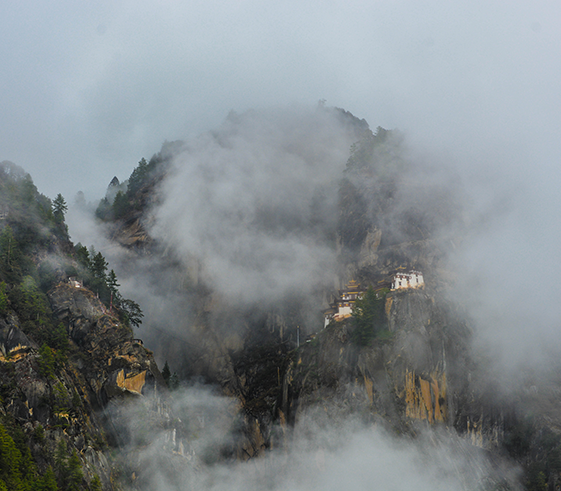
[323,280,364,328]
[68,277,83,288]
[391,270,424,290]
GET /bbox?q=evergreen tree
[52,193,68,223]
[112,190,129,220]
[38,260,57,291]
[36,466,58,491]
[11,276,53,333]
[38,344,55,379]
[48,323,69,357]
[351,287,387,346]
[75,243,90,270]
[128,158,149,196]
[20,174,37,204]
[90,474,102,491]
[168,372,180,390]
[91,252,108,282]
[95,197,111,221]
[66,450,83,491]
[107,270,119,295]
[54,382,70,413]
[37,193,55,223]
[54,439,69,485]
[162,361,171,383]
[0,282,7,315]
[0,424,22,489]
[0,225,21,284]
[119,298,143,328]
[89,252,110,303]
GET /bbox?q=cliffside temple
[391,270,424,291]
[323,280,364,327]
[324,271,425,328]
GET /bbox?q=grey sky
[2,1,560,200]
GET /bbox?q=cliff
[0,280,180,489]
[83,112,561,489]
[280,286,470,429]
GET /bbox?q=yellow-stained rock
[385,297,393,320]
[364,376,374,406]
[116,369,147,394]
[404,368,447,423]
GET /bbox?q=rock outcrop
[0,282,183,489]
[280,287,470,429]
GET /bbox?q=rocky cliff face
[0,282,182,490]
[48,284,161,402]
[280,286,471,430]
[84,114,561,489]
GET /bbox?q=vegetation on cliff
[351,286,390,346]
[73,244,143,328]
[95,140,183,223]
[0,161,165,490]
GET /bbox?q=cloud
[150,105,364,306]
[2,1,560,201]
[116,387,520,491]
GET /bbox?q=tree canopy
[351,286,388,346]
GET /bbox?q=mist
[4,2,560,201]
[65,94,561,379]
[109,386,520,491]
[150,106,364,306]
[4,1,561,489]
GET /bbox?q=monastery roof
[339,279,362,293]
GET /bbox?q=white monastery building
[323,271,425,328]
[391,270,424,290]
[323,280,364,328]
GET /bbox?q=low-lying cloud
[119,388,520,491]
[150,105,364,306]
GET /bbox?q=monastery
[323,271,425,328]
[323,280,364,328]
[390,270,424,290]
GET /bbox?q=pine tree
[169,372,180,391]
[95,197,111,220]
[119,298,143,328]
[66,450,83,491]
[107,270,120,295]
[351,286,387,346]
[0,225,21,284]
[0,282,7,315]
[162,361,171,383]
[90,474,102,491]
[91,252,108,282]
[36,466,58,491]
[38,344,55,379]
[0,424,22,489]
[74,243,90,270]
[90,252,109,302]
[112,190,129,220]
[54,440,69,485]
[128,158,149,196]
[52,193,68,223]
[49,323,69,356]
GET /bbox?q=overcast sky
[2,1,560,200]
